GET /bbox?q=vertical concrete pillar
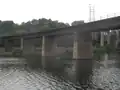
[100,32,104,46]
[115,30,120,48]
[41,36,46,69]
[73,32,93,87]
[4,39,8,52]
[73,32,78,59]
[92,32,98,41]
[20,37,24,50]
[107,31,111,45]
[4,38,12,52]
[73,32,93,59]
[41,35,57,70]
[110,31,116,48]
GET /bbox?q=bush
[94,44,116,54]
[93,44,116,60]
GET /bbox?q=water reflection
[75,59,93,89]
[0,57,78,90]
[91,53,120,90]
[0,53,120,90]
[60,53,120,90]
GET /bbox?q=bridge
[0,16,120,84]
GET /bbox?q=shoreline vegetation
[93,44,117,60]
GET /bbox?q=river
[0,56,120,90]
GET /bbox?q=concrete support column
[100,32,104,46]
[107,31,111,45]
[115,30,120,48]
[73,32,93,87]
[92,32,98,41]
[110,32,116,48]
[20,37,24,50]
[73,32,93,59]
[4,38,12,52]
[41,35,57,70]
[73,32,78,59]
[4,39,8,52]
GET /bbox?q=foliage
[94,46,106,55]
[0,18,70,36]
[16,18,70,33]
[71,20,84,26]
[93,44,116,60]
[56,51,73,60]
[0,21,15,36]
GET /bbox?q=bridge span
[0,16,120,85]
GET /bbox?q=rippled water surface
[0,57,78,90]
[0,57,120,90]
[91,60,120,90]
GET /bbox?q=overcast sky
[0,0,120,24]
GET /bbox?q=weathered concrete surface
[73,32,93,87]
[41,36,64,71]
[23,38,41,54]
[73,32,93,59]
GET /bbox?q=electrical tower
[89,4,95,22]
[89,4,97,41]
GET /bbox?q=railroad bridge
[0,16,120,83]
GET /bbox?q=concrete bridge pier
[20,37,24,50]
[41,35,58,71]
[4,38,12,52]
[73,32,93,87]
[18,37,24,56]
[11,37,24,57]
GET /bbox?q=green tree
[0,21,15,36]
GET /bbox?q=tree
[0,18,70,36]
[16,18,70,33]
[0,21,15,35]
[71,20,84,26]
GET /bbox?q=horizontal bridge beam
[1,16,120,38]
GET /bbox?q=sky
[0,0,120,24]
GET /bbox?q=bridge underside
[0,16,119,85]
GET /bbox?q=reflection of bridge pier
[40,32,93,84]
[41,35,56,70]
[20,37,24,50]
[41,35,66,71]
[73,32,93,86]
[40,31,93,85]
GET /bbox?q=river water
[0,56,120,90]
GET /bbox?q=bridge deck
[1,16,120,38]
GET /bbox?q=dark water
[0,57,78,90]
[62,54,120,90]
[91,60,120,90]
[0,56,120,90]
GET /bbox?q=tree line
[0,18,75,36]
